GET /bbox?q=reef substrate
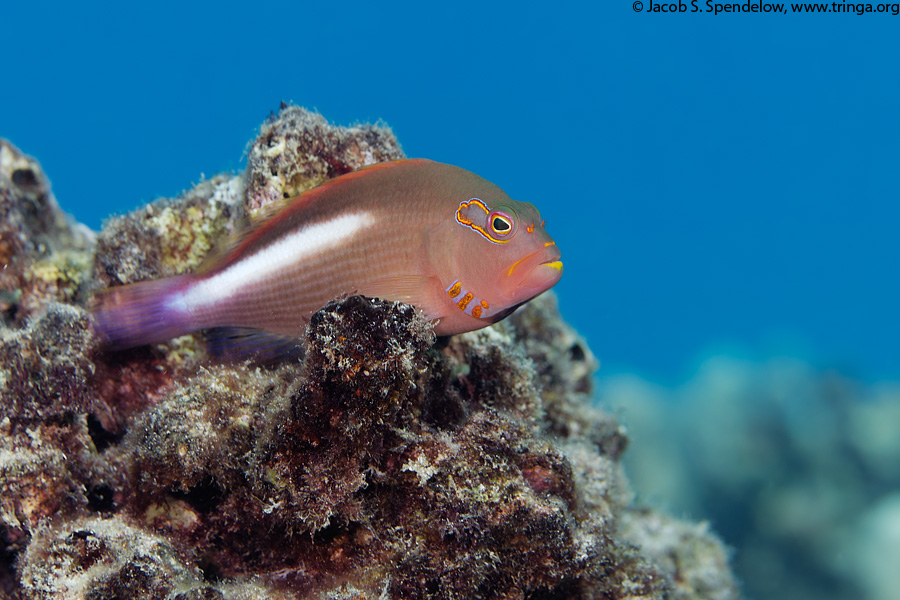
[0,107,741,600]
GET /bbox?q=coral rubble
[244,105,405,212]
[0,140,94,327]
[0,107,740,599]
[604,360,900,600]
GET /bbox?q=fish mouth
[507,242,561,278]
[511,245,563,300]
[522,258,564,295]
[542,259,563,272]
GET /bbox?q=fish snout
[510,243,563,300]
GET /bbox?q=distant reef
[0,106,741,600]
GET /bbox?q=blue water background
[2,2,898,385]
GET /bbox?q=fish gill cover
[0,106,740,600]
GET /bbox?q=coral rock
[0,107,741,600]
[0,140,94,326]
[0,304,97,421]
[93,176,244,288]
[244,106,405,212]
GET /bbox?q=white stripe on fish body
[175,211,377,316]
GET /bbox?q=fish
[91,159,563,353]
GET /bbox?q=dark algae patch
[0,108,740,599]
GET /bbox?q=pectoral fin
[363,275,442,319]
[364,275,438,303]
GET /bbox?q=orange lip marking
[471,305,483,318]
[448,282,462,298]
[507,242,560,277]
[507,249,540,277]
[507,254,528,277]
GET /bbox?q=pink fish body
[93,159,562,350]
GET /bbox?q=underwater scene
[1,3,898,600]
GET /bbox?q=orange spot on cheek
[457,293,474,310]
[471,305,482,318]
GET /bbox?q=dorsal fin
[197,159,431,276]
[192,195,288,275]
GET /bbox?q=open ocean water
[2,3,898,599]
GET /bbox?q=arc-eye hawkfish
[91,159,563,356]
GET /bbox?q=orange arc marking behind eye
[456,198,489,226]
[456,198,512,244]
[526,224,535,233]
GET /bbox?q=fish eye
[492,216,511,232]
[489,211,515,237]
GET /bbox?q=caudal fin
[91,275,195,350]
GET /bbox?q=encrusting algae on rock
[0,105,741,599]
